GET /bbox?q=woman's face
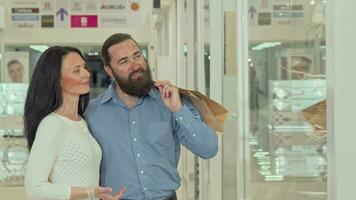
[60,52,90,96]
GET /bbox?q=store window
[245,0,327,199]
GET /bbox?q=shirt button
[132,121,136,125]
[144,187,147,191]
[134,138,137,141]
[137,154,141,157]
[140,170,144,174]
[193,134,196,137]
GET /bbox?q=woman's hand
[96,187,126,200]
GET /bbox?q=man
[7,59,24,83]
[85,33,218,200]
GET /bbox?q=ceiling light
[30,45,49,53]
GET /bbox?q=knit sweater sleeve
[25,115,71,200]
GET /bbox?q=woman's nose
[84,68,91,78]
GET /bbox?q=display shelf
[267,79,327,179]
[0,83,28,187]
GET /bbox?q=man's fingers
[154,80,172,87]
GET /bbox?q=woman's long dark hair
[24,46,89,150]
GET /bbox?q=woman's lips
[81,81,89,85]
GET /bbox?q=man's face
[8,62,24,83]
[106,39,153,97]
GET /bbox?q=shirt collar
[100,83,160,105]
[100,82,117,104]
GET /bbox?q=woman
[24,46,125,200]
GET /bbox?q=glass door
[242,0,327,199]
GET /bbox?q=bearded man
[85,33,218,200]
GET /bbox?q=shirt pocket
[147,122,174,150]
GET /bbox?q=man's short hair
[101,33,142,67]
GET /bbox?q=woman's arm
[25,116,72,199]
[25,116,125,200]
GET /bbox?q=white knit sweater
[25,113,102,200]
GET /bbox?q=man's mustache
[129,68,144,79]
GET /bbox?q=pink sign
[71,15,97,28]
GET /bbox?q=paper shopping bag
[302,100,326,131]
[179,88,229,133]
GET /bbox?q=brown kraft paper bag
[179,88,229,133]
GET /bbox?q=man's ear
[104,65,113,77]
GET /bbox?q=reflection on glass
[1,139,28,186]
[247,0,327,199]
[0,83,29,187]
[0,83,28,116]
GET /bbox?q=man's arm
[155,81,218,159]
[172,97,218,159]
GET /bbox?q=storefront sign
[100,15,127,27]
[99,0,127,13]
[85,0,98,12]
[41,15,54,27]
[9,0,144,29]
[40,0,54,13]
[71,15,98,27]
[11,15,40,28]
[12,8,39,14]
[70,0,83,12]
[258,12,271,25]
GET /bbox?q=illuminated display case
[0,83,28,187]
[267,79,327,178]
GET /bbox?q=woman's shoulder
[34,113,66,143]
[40,113,61,124]
[37,113,67,132]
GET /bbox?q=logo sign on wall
[11,15,40,28]
[40,0,54,13]
[11,1,40,28]
[272,4,304,25]
[71,15,98,27]
[70,0,83,12]
[10,0,143,28]
[100,14,127,27]
[99,0,127,13]
[85,0,98,12]
[41,15,54,27]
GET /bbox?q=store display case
[268,79,327,178]
[0,83,28,187]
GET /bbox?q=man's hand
[155,80,182,112]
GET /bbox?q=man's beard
[113,65,154,98]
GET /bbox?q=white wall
[1,27,150,45]
[327,0,356,199]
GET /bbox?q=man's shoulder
[149,86,161,97]
[85,93,107,117]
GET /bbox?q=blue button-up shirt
[84,84,218,200]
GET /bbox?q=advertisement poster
[2,52,30,83]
